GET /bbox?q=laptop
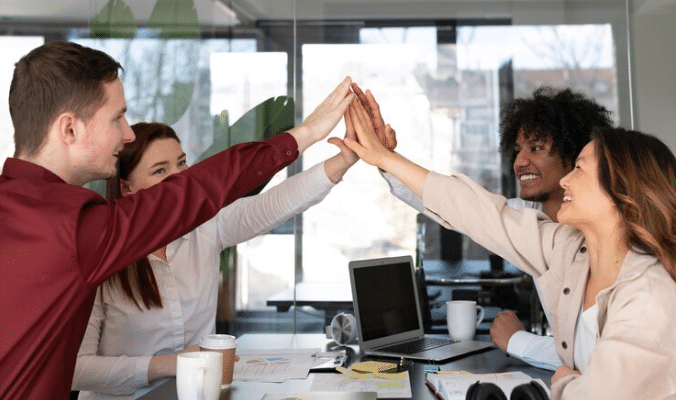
[348,255,494,362]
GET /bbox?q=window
[0,2,624,335]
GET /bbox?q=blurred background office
[1,0,674,336]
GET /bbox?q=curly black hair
[499,87,613,167]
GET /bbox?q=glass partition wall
[0,0,672,335]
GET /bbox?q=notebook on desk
[348,255,494,362]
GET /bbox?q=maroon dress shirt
[0,133,298,399]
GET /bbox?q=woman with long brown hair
[346,92,676,400]
[73,121,359,399]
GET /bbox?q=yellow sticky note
[336,366,369,380]
[350,361,396,373]
[373,371,407,380]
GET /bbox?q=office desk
[266,282,353,326]
[140,333,552,400]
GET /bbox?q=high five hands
[342,84,397,168]
[342,81,429,197]
[328,82,397,166]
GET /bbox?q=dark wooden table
[140,333,552,400]
[266,282,353,327]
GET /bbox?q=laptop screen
[352,258,420,341]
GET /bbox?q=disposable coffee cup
[200,334,237,388]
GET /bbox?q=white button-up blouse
[73,162,335,399]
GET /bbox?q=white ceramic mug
[446,300,485,341]
[199,334,237,388]
[176,352,223,400]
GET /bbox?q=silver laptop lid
[348,255,424,351]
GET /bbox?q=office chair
[466,380,549,400]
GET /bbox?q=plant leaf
[90,0,137,39]
[196,111,231,163]
[161,81,195,126]
[196,96,295,163]
[195,96,295,197]
[229,96,295,145]
[148,0,200,39]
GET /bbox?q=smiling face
[557,141,618,229]
[513,128,571,204]
[121,137,188,195]
[72,78,134,183]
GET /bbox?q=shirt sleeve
[77,134,299,288]
[422,172,561,279]
[214,160,335,248]
[380,170,424,213]
[507,330,562,371]
[72,288,152,395]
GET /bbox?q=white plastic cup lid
[200,334,237,349]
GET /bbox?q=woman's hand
[343,97,392,168]
[290,77,355,154]
[350,83,397,151]
[148,344,201,383]
[552,365,580,384]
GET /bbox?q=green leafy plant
[148,0,200,39]
[88,0,296,279]
[90,0,137,38]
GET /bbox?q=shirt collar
[617,248,660,282]
[2,157,66,184]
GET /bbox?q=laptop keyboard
[378,337,456,354]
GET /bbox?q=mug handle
[475,306,485,327]
[194,367,205,400]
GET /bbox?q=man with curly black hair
[490,87,612,371]
[367,84,612,371]
[498,87,613,223]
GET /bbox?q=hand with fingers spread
[289,76,356,154]
[351,83,397,151]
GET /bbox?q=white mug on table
[446,300,484,341]
[176,352,223,400]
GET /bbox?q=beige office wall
[630,0,676,151]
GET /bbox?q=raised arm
[214,161,336,247]
[344,90,565,279]
[77,78,355,289]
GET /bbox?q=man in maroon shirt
[0,41,355,400]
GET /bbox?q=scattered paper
[311,368,412,398]
[233,348,319,383]
[426,371,550,400]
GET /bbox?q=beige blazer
[422,172,676,400]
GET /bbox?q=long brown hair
[593,127,676,282]
[104,122,182,309]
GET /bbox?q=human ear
[120,179,133,196]
[53,112,79,146]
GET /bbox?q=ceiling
[0,0,671,28]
